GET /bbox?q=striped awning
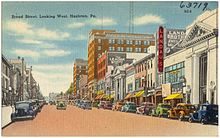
[164,93,183,100]
[134,90,144,97]
[124,93,132,99]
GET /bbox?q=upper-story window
[138,40,142,45]
[130,40,133,45]
[112,39,115,44]
[98,39,101,43]
[144,48,147,53]
[98,46,101,51]
[135,40,138,45]
[126,40,130,45]
[109,39,112,44]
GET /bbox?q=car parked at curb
[97,101,105,109]
[188,103,218,125]
[167,103,196,121]
[136,102,155,115]
[81,100,92,110]
[112,101,124,111]
[103,101,113,110]
[150,103,171,117]
[121,102,137,113]
[11,101,36,122]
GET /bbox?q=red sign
[158,26,164,72]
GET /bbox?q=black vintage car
[188,103,218,125]
[11,101,37,122]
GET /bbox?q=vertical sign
[158,26,164,72]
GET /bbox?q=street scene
[1,1,219,137]
[2,105,218,136]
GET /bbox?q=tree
[66,82,73,94]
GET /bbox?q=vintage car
[188,104,218,125]
[121,102,137,113]
[103,101,113,110]
[150,103,172,117]
[112,101,125,111]
[74,99,81,107]
[11,101,36,122]
[136,102,155,115]
[56,100,67,110]
[81,100,92,110]
[29,99,40,113]
[167,103,196,121]
[97,101,106,109]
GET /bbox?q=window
[109,47,115,51]
[144,41,147,45]
[109,39,112,44]
[121,47,124,52]
[117,39,121,44]
[117,47,121,52]
[138,41,142,45]
[135,40,138,45]
[144,48,147,53]
[98,46,101,50]
[112,39,115,44]
[126,47,130,52]
[130,40,133,45]
[121,40,124,44]
[98,39,101,43]
[126,40,130,44]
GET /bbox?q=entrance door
[199,53,207,104]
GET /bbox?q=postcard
[1,1,218,137]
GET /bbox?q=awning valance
[124,93,132,99]
[135,90,144,97]
[164,93,183,100]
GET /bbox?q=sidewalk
[2,106,14,128]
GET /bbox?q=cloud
[73,34,87,40]
[133,14,165,26]
[17,38,56,48]
[67,17,117,29]
[17,38,43,45]
[6,20,70,41]
[43,49,71,57]
[6,20,34,36]
[67,22,85,29]
[13,49,40,58]
[87,18,117,26]
[32,63,73,96]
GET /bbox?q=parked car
[112,101,125,111]
[103,101,113,110]
[188,103,218,125]
[56,100,67,110]
[75,99,80,107]
[97,101,106,109]
[121,102,137,113]
[92,101,99,107]
[30,99,40,113]
[81,100,92,110]
[11,101,36,122]
[150,103,172,117]
[168,103,196,121]
[136,102,155,115]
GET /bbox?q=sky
[2,1,218,96]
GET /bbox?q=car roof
[16,101,31,104]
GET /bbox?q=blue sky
[2,1,218,96]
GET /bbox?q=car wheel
[188,117,193,123]
[179,114,184,121]
[201,118,206,125]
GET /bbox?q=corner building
[88,30,155,100]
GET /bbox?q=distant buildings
[73,59,88,97]
[1,55,43,106]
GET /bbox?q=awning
[99,94,105,100]
[96,90,104,95]
[124,93,132,99]
[135,90,144,97]
[95,95,101,100]
[103,94,108,99]
[164,93,183,100]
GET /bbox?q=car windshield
[161,105,171,109]
[128,103,135,106]
[16,103,29,109]
[186,105,195,110]
[209,105,218,111]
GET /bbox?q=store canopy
[97,90,104,95]
[164,93,183,100]
[95,95,101,100]
[99,94,105,100]
[124,93,132,99]
[134,90,144,97]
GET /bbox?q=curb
[2,121,13,129]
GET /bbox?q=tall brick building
[73,59,88,96]
[88,29,155,100]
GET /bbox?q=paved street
[2,105,218,136]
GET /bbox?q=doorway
[199,53,207,104]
